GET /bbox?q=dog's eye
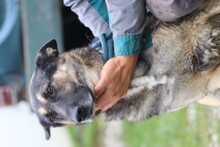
[47,85,54,95]
[49,114,56,122]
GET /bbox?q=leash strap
[91,12,153,62]
[91,32,114,62]
[91,13,153,62]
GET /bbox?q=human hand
[94,55,138,112]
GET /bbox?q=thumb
[94,77,108,97]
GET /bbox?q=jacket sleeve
[105,0,149,56]
[64,0,152,56]
[147,0,204,21]
[63,0,110,37]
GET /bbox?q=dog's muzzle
[70,105,93,123]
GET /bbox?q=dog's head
[29,40,99,140]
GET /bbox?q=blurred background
[0,0,220,147]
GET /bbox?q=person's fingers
[96,95,119,112]
[95,93,109,109]
[94,76,109,97]
[101,103,115,112]
[95,107,101,112]
[96,90,119,112]
[96,102,113,112]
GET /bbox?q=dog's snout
[71,106,92,123]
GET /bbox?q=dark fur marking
[190,13,220,73]
[147,85,162,118]
[208,13,220,28]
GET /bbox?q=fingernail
[102,107,109,112]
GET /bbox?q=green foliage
[67,116,106,147]
[67,104,220,147]
[123,104,220,147]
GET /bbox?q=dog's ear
[40,121,51,140]
[36,39,59,69]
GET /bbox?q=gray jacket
[64,0,204,56]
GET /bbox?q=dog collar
[91,32,114,62]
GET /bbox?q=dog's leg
[198,66,220,107]
[198,95,220,107]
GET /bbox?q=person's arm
[147,0,204,21]
[63,0,110,37]
[106,0,147,56]
[64,0,150,112]
[95,0,148,112]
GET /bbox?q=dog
[29,0,220,140]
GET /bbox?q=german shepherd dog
[29,0,220,140]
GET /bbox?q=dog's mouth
[72,118,93,126]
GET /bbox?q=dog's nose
[76,106,87,122]
[71,106,91,123]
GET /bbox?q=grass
[123,104,220,147]
[67,104,220,147]
[67,116,106,147]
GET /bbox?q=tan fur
[198,66,220,106]
[207,66,220,92]
[55,50,102,90]
[38,107,49,115]
[46,47,57,57]
[36,93,47,104]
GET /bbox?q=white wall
[0,102,72,147]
